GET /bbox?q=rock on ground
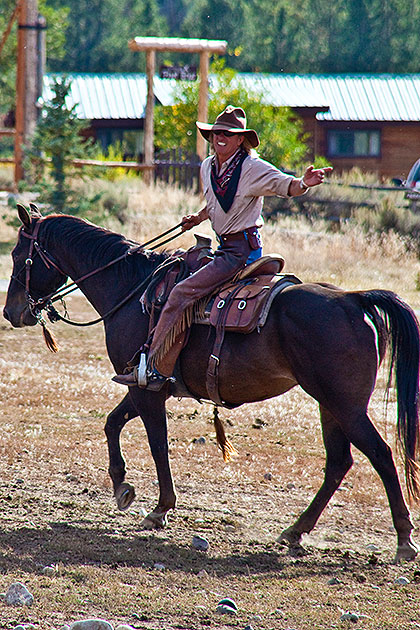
[5,583,34,607]
[69,620,113,630]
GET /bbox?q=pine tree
[27,76,93,212]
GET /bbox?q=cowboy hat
[196,105,260,148]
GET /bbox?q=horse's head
[3,204,68,328]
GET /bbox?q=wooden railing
[154,148,201,192]
[0,148,202,192]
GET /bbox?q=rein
[21,219,185,333]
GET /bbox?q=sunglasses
[212,130,237,137]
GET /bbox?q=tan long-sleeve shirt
[200,153,294,236]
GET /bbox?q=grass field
[1,182,420,629]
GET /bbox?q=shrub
[93,143,139,182]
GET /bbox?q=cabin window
[327,130,381,157]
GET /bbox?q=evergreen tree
[27,76,94,212]
[156,0,186,32]
[181,0,246,68]
[48,0,168,73]
[239,0,293,72]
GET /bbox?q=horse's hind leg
[339,410,417,563]
[279,405,353,548]
[104,394,138,511]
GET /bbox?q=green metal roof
[241,74,420,122]
[43,72,420,123]
[43,73,149,119]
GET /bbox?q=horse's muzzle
[3,303,37,328]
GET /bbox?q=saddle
[203,266,301,407]
[142,233,214,315]
[142,234,302,407]
[204,259,297,333]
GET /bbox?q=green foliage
[0,1,19,113]
[26,76,95,213]
[93,143,139,182]
[39,0,69,65]
[155,61,309,171]
[181,0,246,67]
[47,0,168,73]
[181,0,420,73]
[0,0,68,114]
[3,0,420,88]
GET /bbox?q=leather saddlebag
[209,276,277,333]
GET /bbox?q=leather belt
[218,227,257,244]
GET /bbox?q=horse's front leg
[104,394,138,511]
[129,389,176,529]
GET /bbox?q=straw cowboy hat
[196,105,260,148]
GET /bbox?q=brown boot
[112,369,138,386]
[112,366,175,390]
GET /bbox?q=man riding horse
[113,105,332,391]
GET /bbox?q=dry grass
[2,177,420,305]
[1,181,420,629]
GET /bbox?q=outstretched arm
[288,165,333,197]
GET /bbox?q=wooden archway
[128,36,227,181]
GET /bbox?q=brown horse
[4,204,420,563]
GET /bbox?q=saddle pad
[208,273,301,334]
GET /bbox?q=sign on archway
[128,36,227,182]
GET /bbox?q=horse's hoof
[394,540,418,563]
[277,526,302,547]
[139,511,167,530]
[288,543,308,557]
[115,483,135,511]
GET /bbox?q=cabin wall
[298,111,420,180]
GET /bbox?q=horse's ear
[17,203,32,230]
[29,202,42,218]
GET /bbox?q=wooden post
[144,49,156,185]
[25,0,38,138]
[15,0,26,186]
[197,51,209,161]
[128,38,227,182]
[14,0,40,188]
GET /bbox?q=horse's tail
[356,289,420,502]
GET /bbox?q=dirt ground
[1,282,420,630]
[2,193,420,628]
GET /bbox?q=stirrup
[136,353,148,386]
[145,368,176,392]
[112,352,148,387]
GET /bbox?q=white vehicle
[403,159,420,200]
[405,158,420,190]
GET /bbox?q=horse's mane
[40,214,169,281]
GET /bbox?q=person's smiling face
[211,130,244,165]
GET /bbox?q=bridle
[18,220,66,325]
[16,218,186,328]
